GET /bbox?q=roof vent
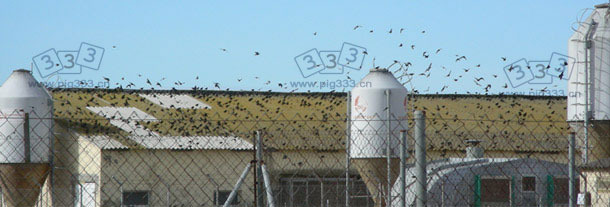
[465,140,484,158]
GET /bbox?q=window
[554,177,580,204]
[122,191,149,207]
[277,175,374,207]
[481,178,510,204]
[522,176,535,192]
[214,190,238,206]
[75,182,96,207]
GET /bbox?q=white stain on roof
[139,94,211,109]
[81,135,128,150]
[129,136,253,150]
[82,135,252,150]
[87,107,159,136]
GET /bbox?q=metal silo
[568,3,610,163]
[0,69,52,207]
[350,68,408,207]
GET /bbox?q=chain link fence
[0,96,605,207]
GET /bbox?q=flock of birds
[47,24,572,155]
[101,24,562,96]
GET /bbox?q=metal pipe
[257,131,264,207]
[400,130,407,207]
[111,176,123,206]
[346,92,351,207]
[414,110,427,207]
[569,132,576,207]
[583,19,596,205]
[584,20,596,165]
[224,162,253,207]
[261,164,276,207]
[385,89,391,207]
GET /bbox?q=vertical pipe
[385,89,391,207]
[257,131,264,207]
[261,164,276,207]
[167,184,170,207]
[583,20,596,206]
[414,110,426,207]
[346,92,351,207]
[569,132,576,207]
[399,130,407,207]
[441,176,445,207]
[111,177,123,207]
[224,163,253,207]
[24,112,30,163]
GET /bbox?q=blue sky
[0,1,605,94]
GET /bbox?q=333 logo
[33,42,105,78]
[294,42,367,78]
[503,52,574,88]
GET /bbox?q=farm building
[0,70,573,207]
[579,158,610,206]
[391,156,573,207]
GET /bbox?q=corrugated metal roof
[51,89,567,152]
[580,158,610,170]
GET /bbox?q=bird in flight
[353,25,362,30]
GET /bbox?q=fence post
[569,132,576,207]
[256,131,264,207]
[346,92,351,207]
[414,110,426,207]
[400,130,407,207]
[23,112,30,163]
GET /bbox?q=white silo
[350,68,408,207]
[0,69,53,207]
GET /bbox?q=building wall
[402,159,569,207]
[582,171,610,207]
[51,127,102,206]
[99,150,253,206]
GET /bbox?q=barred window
[214,190,239,206]
[481,178,510,204]
[522,176,535,192]
[122,191,149,207]
[277,176,374,207]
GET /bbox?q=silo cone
[350,68,409,207]
[0,164,49,207]
[352,158,400,207]
[0,69,54,207]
